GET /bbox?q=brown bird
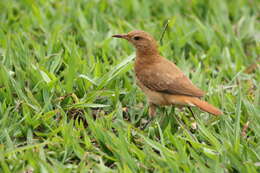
[112,30,222,119]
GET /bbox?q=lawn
[0,0,259,172]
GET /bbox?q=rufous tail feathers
[190,97,222,116]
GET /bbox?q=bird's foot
[141,117,154,130]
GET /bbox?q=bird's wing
[137,59,205,97]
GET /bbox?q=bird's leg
[142,103,156,129]
[188,106,196,119]
[173,114,197,141]
[148,103,157,118]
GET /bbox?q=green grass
[0,0,259,172]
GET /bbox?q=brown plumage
[112,30,222,116]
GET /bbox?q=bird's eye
[133,36,141,40]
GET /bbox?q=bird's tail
[190,98,223,116]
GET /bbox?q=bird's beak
[112,34,128,39]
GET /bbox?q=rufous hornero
[112,30,222,119]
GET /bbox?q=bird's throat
[136,47,159,60]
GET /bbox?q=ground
[0,0,259,172]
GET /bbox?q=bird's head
[112,30,158,55]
